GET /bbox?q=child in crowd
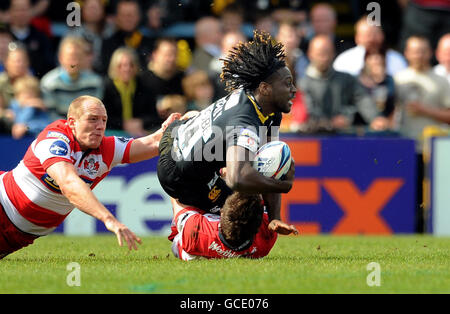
[10,75,51,139]
[156,94,187,121]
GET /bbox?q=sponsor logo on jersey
[207,172,220,190]
[47,131,70,144]
[49,140,69,156]
[117,137,132,144]
[209,206,221,214]
[236,128,259,153]
[208,241,239,258]
[41,173,61,192]
[80,176,94,186]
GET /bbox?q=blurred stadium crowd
[0,0,449,147]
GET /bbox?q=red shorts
[0,174,39,259]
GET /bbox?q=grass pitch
[0,235,449,294]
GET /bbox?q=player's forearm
[128,128,163,163]
[263,193,281,221]
[59,177,114,222]
[226,162,291,194]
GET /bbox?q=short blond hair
[67,95,104,119]
[156,94,186,114]
[58,35,88,57]
[13,75,40,96]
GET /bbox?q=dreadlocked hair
[220,30,286,92]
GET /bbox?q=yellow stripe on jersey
[247,95,274,124]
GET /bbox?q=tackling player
[0,96,180,259]
[157,31,297,222]
[169,192,298,261]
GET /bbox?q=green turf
[0,235,449,293]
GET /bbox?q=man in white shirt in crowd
[333,15,407,77]
[394,35,450,232]
[433,33,450,86]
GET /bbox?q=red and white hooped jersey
[0,120,134,236]
[169,207,277,261]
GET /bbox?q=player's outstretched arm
[225,145,294,194]
[128,113,181,163]
[268,219,299,235]
[46,161,142,250]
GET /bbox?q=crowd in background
[0,0,449,152]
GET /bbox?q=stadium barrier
[429,136,450,236]
[280,136,416,234]
[0,135,417,235]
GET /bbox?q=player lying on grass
[168,192,298,260]
[0,95,180,260]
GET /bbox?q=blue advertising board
[280,137,417,234]
[0,135,417,235]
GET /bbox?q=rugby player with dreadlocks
[157,31,296,225]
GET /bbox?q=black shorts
[157,121,232,213]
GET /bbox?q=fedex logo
[280,139,416,234]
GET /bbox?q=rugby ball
[253,141,292,179]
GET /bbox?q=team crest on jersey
[49,140,69,156]
[83,158,100,176]
[208,185,221,202]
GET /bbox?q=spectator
[68,0,115,75]
[269,2,308,26]
[7,0,54,77]
[399,0,450,53]
[0,25,13,73]
[182,70,214,111]
[333,16,407,77]
[143,37,185,104]
[274,22,309,133]
[209,30,246,100]
[156,94,186,121]
[40,36,103,120]
[276,22,309,84]
[102,47,158,136]
[279,89,309,133]
[394,36,450,232]
[99,0,154,74]
[191,16,223,73]
[252,12,276,36]
[10,75,50,139]
[0,93,13,134]
[394,36,450,151]
[142,1,164,38]
[0,43,30,107]
[0,0,49,24]
[434,33,450,86]
[220,3,244,34]
[358,49,396,127]
[81,40,96,71]
[304,3,353,56]
[140,0,210,26]
[299,35,387,133]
